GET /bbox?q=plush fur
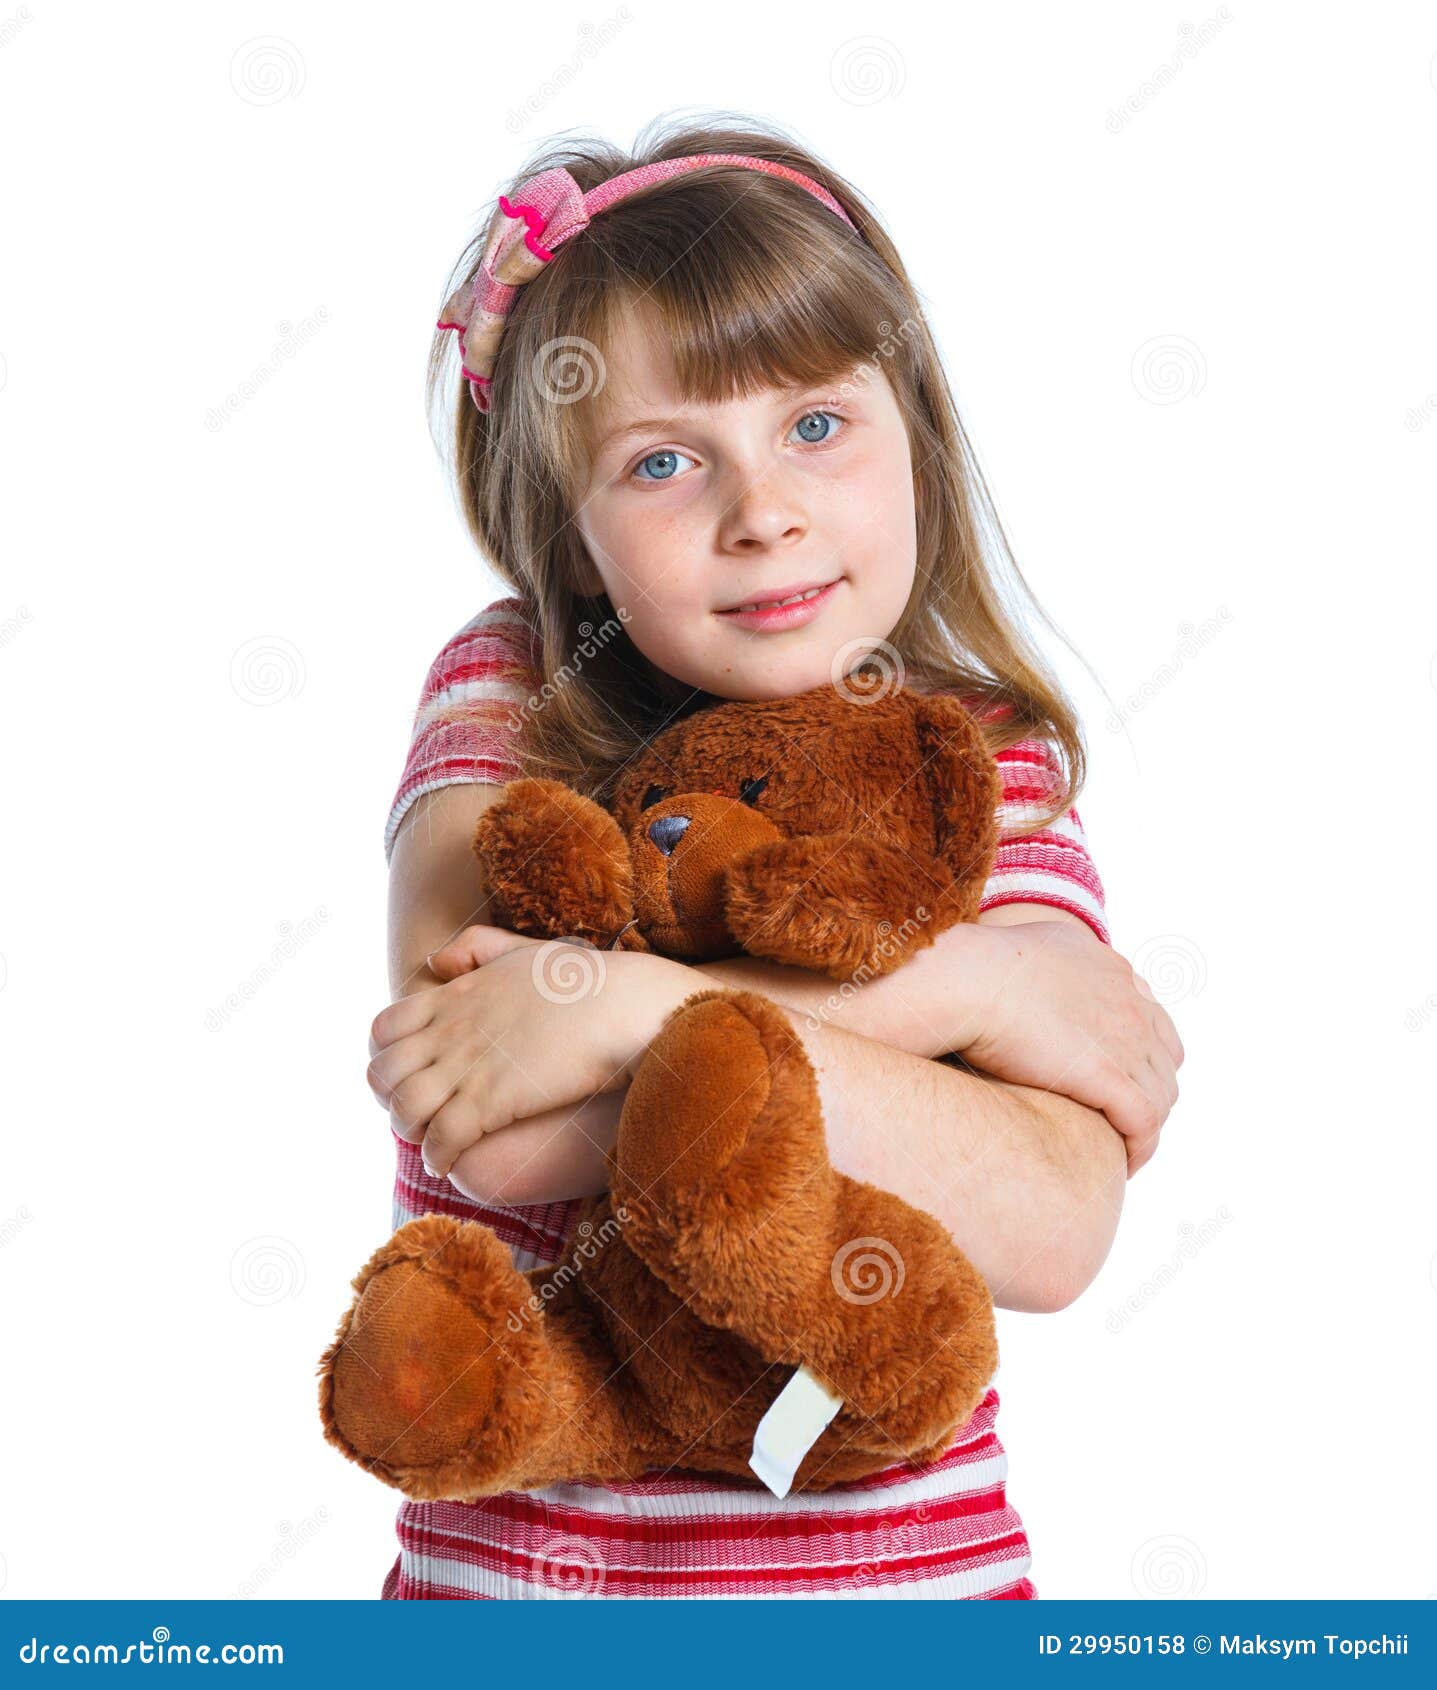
[317,677,1005,1500]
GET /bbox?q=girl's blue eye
[628,411,844,485]
[791,409,843,445]
[633,448,694,483]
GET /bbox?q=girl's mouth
[714,578,841,632]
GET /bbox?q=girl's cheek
[617,517,706,597]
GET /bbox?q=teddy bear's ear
[910,695,1004,920]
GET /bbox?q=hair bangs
[580,177,900,414]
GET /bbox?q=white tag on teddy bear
[748,1363,845,1498]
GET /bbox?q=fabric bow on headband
[437,153,858,414]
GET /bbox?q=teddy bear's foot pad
[318,1216,552,1499]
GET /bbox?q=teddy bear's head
[601,675,1001,969]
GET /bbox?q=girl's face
[570,304,918,701]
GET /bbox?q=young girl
[367,116,1183,1600]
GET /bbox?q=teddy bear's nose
[647,813,691,856]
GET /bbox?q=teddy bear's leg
[317,1213,682,1501]
[722,833,963,980]
[609,987,997,1457]
[472,778,641,949]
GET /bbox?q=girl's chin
[689,657,841,703]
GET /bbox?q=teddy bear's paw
[723,833,952,982]
[317,1216,554,1502]
[472,779,635,947]
[798,1180,1000,1453]
[609,987,837,1342]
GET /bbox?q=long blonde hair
[425,111,1090,834]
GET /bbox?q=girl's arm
[385,782,509,999]
[402,782,1179,1176]
[697,903,1180,1177]
[468,1003,1124,1316]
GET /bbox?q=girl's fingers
[426,931,484,981]
[428,924,537,980]
[369,991,437,1059]
[421,1088,497,1180]
[1148,1000,1186,1069]
[1146,1045,1180,1112]
[1129,963,1185,1069]
[385,1064,448,1145]
[1100,1064,1165,1173]
[366,1037,435,1108]
[1126,1136,1159,1178]
[1122,1052,1177,1177]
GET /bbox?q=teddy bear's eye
[641,784,671,811]
[738,774,770,806]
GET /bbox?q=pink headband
[436,153,858,414]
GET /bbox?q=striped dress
[379,598,1111,1601]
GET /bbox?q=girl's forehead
[585,347,681,447]
[573,304,682,463]
[588,292,872,419]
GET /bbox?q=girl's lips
[714,578,841,632]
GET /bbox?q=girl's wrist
[848,918,1003,1059]
[689,921,1004,1062]
[610,951,716,1084]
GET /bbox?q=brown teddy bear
[318,675,1005,1501]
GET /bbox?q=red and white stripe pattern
[376,599,1112,1600]
[383,600,541,863]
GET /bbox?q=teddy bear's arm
[722,832,955,981]
[471,778,639,949]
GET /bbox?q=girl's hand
[959,920,1185,1176]
[366,926,700,1182]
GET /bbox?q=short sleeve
[383,597,542,862]
[980,734,1111,946]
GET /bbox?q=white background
[1,0,1434,1601]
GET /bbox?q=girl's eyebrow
[598,416,684,453]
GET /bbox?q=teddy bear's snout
[647,813,691,855]
[629,791,783,958]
